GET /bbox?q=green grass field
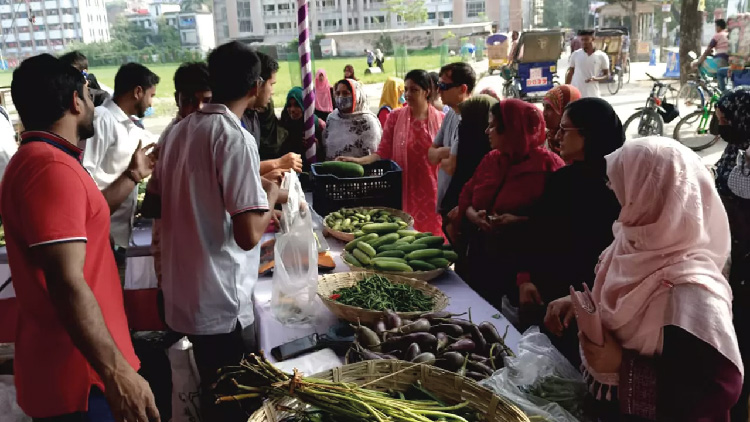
[0,53,443,116]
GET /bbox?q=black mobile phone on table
[271,333,321,361]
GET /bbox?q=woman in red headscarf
[542,85,581,155]
[455,99,565,307]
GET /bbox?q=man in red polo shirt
[0,54,159,421]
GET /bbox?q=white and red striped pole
[297,0,316,162]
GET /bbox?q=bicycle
[672,87,721,151]
[623,73,679,139]
[677,53,721,112]
[606,64,623,95]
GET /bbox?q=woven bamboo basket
[317,271,449,324]
[340,252,447,282]
[324,207,415,242]
[248,360,530,422]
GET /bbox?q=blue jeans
[719,67,729,92]
[32,388,114,422]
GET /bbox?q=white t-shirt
[151,104,269,335]
[0,109,17,181]
[83,99,155,247]
[433,108,460,213]
[569,49,610,98]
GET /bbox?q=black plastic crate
[310,160,403,217]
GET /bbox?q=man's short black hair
[12,54,86,131]
[257,51,279,81]
[578,29,595,36]
[439,62,477,93]
[59,51,88,71]
[716,19,727,30]
[174,62,210,97]
[208,41,261,103]
[113,63,160,98]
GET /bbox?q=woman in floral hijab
[322,78,382,161]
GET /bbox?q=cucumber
[409,260,437,271]
[395,243,427,253]
[373,260,413,272]
[441,243,453,250]
[398,235,416,244]
[371,257,408,265]
[370,233,400,249]
[414,236,445,247]
[428,258,451,268]
[443,250,459,262]
[344,238,361,252]
[352,249,371,266]
[353,230,365,238]
[405,248,444,261]
[343,252,362,267]
[397,230,421,238]
[378,244,402,252]
[362,222,400,234]
[315,161,365,178]
[356,241,377,258]
[415,232,433,239]
[375,250,406,258]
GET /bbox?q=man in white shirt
[428,62,476,216]
[566,30,610,98]
[0,105,17,180]
[152,41,285,422]
[83,63,159,256]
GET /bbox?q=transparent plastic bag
[480,327,589,422]
[271,172,319,325]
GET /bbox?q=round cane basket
[324,207,415,242]
[341,252,446,282]
[317,271,449,325]
[247,360,530,422]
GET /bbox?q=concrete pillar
[509,0,522,31]
[486,0,500,28]
[342,0,349,31]
[251,0,262,36]
[357,0,364,30]
[453,0,465,24]
[225,0,238,36]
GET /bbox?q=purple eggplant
[355,325,381,350]
[381,332,437,353]
[445,338,476,353]
[468,325,488,354]
[465,371,487,381]
[411,352,436,364]
[467,360,494,376]
[436,332,450,352]
[383,310,402,329]
[478,321,504,344]
[429,323,464,337]
[395,318,431,334]
[420,311,467,322]
[440,351,466,371]
[404,343,421,361]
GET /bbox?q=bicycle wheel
[607,72,621,95]
[623,109,664,139]
[503,83,520,99]
[673,110,721,151]
[624,59,631,84]
[677,83,705,112]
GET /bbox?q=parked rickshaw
[501,30,564,101]
[486,33,510,74]
[594,27,631,95]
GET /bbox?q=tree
[180,0,211,12]
[156,17,181,48]
[384,0,427,27]
[679,0,702,84]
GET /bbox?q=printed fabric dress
[377,105,445,236]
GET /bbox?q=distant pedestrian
[366,49,375,68]
[344,64,358,81]
[375,49,385,70]
[566,30,609,98]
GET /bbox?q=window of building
[239,20,252,32]
[2,28,12,34]
[35,24,46,31]
[441,11,452,19]
[263,4,274,13]
[265,22,277,31]
[279,22,292,30]
[62,8,73,14]
[0,13,10,19]
[6,42,16,48]
[35,39,46,46]
[17,26,29,33]
[466,0,485,18]
[223,25,229,38]
[427,12,435,20]
[20,41,32,47]
[238,0,252,32]
[278,3,290,12]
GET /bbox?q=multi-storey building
[126,2,215,52]
[0,0,109,59]
[213,0,540,45]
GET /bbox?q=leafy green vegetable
[332,274,434,312]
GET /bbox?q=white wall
[194,13,215,51]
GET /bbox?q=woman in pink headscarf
[314,69,335,121]
[546,137,743,421]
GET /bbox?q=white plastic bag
[480,327,589,422]
[271,172,319,325]
[167,337,201,422]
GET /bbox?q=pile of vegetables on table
[330,274,435,312]
[324,207,409,234]
[214,353,486,422]
[347,310,514,382]
[343,227,457,273]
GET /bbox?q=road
[141,57,728,167]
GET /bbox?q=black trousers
[187,322,259,422]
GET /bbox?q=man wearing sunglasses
[428,62,476,217]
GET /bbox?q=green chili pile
[332,274,434,312]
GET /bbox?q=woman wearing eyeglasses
[454,99,564,308]
[507,98,623,364]
[322,78,381,161]
[337,70,445,235]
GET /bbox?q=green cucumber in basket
[406,248,444,261]
[398,235,416,244]
[373,260,413,272]
[356,241,377,258]
[378,243,402,252]
[343,252,362,267]
[376,250,406,258]
[352,249,371,266]
[396,243,427,253]
[414,236,445,247]
[344,234,378,252]
[443,250,459,262]
[441,243,454,250]
[362,222,400,234]
[414,232,433,239]
[315,161,365,178]
[369,233,400,249]
[353,230,365,238]
[428,257,451,268]
[397,229,421,238]
[409,260,437,271]
[371,257,408,265]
